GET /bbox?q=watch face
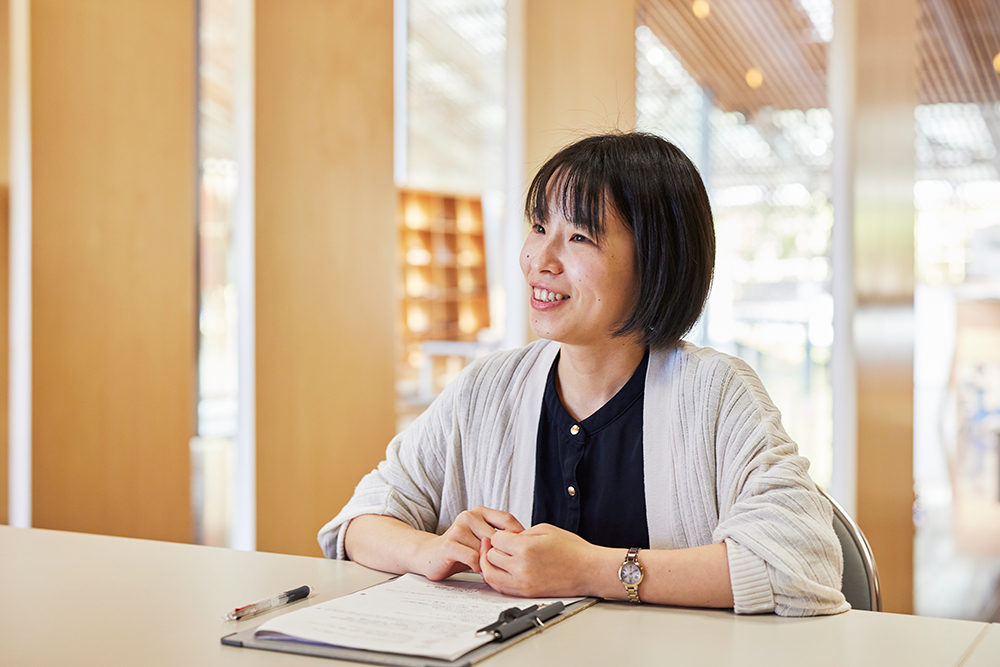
[620,562,642,585]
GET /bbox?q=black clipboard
[221,597,596,667]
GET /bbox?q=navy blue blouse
[531,350,650,549]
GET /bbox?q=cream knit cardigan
[318,340,850,616]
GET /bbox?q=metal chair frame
[818,486,883,612]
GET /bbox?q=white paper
[254,573,583,661]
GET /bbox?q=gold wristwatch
[618,547,644,603]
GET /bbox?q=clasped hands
[418,506,597,599]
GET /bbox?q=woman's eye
[571,233,591,243]
[532,223,545,234]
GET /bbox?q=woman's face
[520,203,639,349]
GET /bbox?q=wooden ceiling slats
[756,0,826,103]
[933,0,987,104]
[643,0,828,111]
[725,1,802,109]
[640,0,1000,113]
[719,1,798,108]
[702,0,804,110]
[728,0,824,109]
[919,8,954,106]
[959,0,1000,103]
[923,0,1000,105]
[919,0,1000,105]
[651,0,794,111]
[919,0,960,105]
[756,3,826,108]
[671,0,770,109]
[954,0,991,102]
[774,0,828,78]
[644,0,756,112]
[968,0,1000,98]
[641,3,724,95]
[923,5,959,105]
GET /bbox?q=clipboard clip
[475,602,565,641]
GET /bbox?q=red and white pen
[223,585,313,621]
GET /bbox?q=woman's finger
[483,542,515,571]
[448,513,497,549]
[456,509,520,542]
[480,537,511,580]
[448,539,482,568]
[424,539,480,579]
[481,537,533,597]
[476,507,525,533]
[452,510,497,542]
[448,527,485,553]
[486,526,523,555]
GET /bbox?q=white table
[484,601,992,667]
[0,526,993,666]
[961,624,1000,667]
[0,526,392,666]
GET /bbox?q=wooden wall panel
[852,0,918,614]
[256,0,396,556]
[31,0,195,541]
[525,0,637,171]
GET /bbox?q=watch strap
[620,547,643,603]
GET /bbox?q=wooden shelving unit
[397,189,492,424]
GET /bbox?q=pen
[223,585,313,621]
[476,602,565,640]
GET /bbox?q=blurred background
[2,0,999,622]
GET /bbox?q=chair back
[818,487,882,612]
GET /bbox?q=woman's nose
[531,236,562,273]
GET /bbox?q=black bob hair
[525,132,716,350]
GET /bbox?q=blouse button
[570,424,580,435]
[568,486,577,497]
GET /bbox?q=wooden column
[255,0,396,556]
[31,0,195,541]
[525,0,637,171]
[516,0,637,345]
[832,0,918,614]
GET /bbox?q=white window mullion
[9,0,33,528]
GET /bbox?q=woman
[319,132,849,616]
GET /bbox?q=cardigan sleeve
[317,341,555,560]
[709,357,850,617]
[316,374,462,560]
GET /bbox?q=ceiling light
[746,68,763,89]
[692,0,710,19]
[994,52,1000,74]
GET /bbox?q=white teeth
[533,288,568,302]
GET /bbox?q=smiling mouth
[533,288,568,302]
